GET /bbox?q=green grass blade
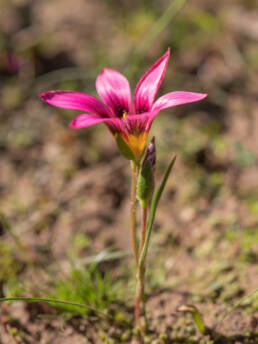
[193,307,206,334]
[0,297,110,318]
[139,156,176,268]
[0,213,25,252]
[80,249,131,265]
[0,212,33,264]
[126,0,188,79]
[215,287,258,329]
[178,305,206,334]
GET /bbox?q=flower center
[115,104,127,118]
[125,132,147,158]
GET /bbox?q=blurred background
[0,0,258,342]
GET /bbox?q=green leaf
[115,133,135,160]
[0,297,110,318]
[137,160,155,208]
[178,305,206,334]
[193,307,206,334]
[139,156,176,268]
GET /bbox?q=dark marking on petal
[40,90,69,100]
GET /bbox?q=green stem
[135,206,147,327]
[130,161,139,266]
[140,207,147,253]
[134,270,144,325]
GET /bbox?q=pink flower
[39,49,207,160]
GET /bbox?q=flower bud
[137,137,156,208]
[143,137,156,172]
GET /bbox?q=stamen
[115,104,127,118]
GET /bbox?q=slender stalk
[135,206,148,327]
[140,207,147,252]
[134,270,144,324]
[130,161,139,266]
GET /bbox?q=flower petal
[152,91,208,112]
[125,111,158,121]
[122,111,159,136]
[69,111,158,132]
[96,68,131,117]
[39,90,109,116]
[133,49,170,113]
[69,113,124,132]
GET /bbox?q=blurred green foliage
[49,265,121,315]
[0,243,21,281]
